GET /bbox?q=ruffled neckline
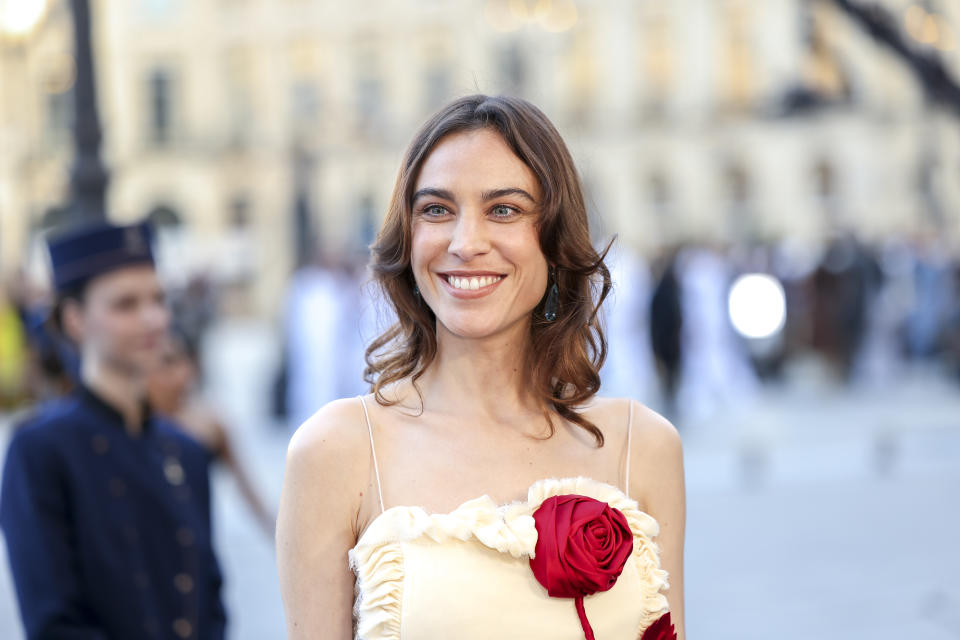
[350,475,661,559]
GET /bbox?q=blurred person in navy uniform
[147,329,276,539]
[0,221,227,639]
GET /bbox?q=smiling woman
[276,95,685,640]
[366,96,616,444]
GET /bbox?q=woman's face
[63,264,170,376]
[146,336,196,403]
[410,128,548,340]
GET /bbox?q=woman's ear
[60,297,86,344]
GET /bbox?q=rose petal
[639,611,677,640]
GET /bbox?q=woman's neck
[80,356,148,435]
[416,319,541,425]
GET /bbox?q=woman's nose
[447,211,490,260]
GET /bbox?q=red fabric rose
[529,494,634,640]
[640,611,677,640]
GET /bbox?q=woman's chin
[436,311,531,341]
[437,316,503,340]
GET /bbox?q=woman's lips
[437,273,505,299]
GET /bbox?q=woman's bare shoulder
[287,394,373,454]
[618,398,684,514]
[580,396,680,446]
[626,398,682,450]
[284,396,373,505]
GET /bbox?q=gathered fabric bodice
[347,397,672,640]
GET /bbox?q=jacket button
[176,527,194,547]
[164,458,185,485]
[172,618,192,638]
[174,572,194,594]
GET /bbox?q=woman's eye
[491,204,518,219]
[422,204,449,217]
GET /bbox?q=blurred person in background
[810,233,879,380]
[276,95,685,640]
[169,275,218,368]
[0,278,30,409]
[0,221,227,640]
[147,328,276,539]
[946,256,960,380]
[1,270,79,402]
[901,234,954,363]
[600,244,657,406]
[649,247,684,420]
[283,248,352,431]
[675,243,758,422]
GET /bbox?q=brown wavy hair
[363,94,614,447]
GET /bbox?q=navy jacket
[0,385,227,639]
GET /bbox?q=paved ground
[1,320,958,639]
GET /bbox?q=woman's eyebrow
[480,187,536,203]
[412,186,537,204]
[412,187,455,202]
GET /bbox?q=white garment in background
[600,246,657,403]
[676,247,758,423]
[285,266,346,430]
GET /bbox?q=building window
[719,0,755,112]
[45,89,72,146]
[229,195,251,229]
[354,43,382,135]
[224,48,255,149]
[497,40,527,95]
[288,41,321,132]
[722,160,754,239]
[423,64,451,112]
[148,68,173,146]
[566,28,596,125]
[291,82,320,128]
[638,7,675,120]
[358,194,377,247]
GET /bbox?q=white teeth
[446,275,503,290]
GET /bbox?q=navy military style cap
[47,220,156,293]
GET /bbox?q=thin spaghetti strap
[357,396,385,515]
[624,399,634,500]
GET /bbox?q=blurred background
[1,0,959,638]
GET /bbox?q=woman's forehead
[415,129,540,199]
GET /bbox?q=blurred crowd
[2,230,958,429]
[636,232,960,423]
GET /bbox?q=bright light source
[484,0,524,32]
[0,0,48,36]
[536,0,578,33]
[728,273,787,340]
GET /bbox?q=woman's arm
[276,398,370,640]
[629,399,687,640]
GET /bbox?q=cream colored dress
[348,396,672,640]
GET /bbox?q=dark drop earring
[544,269,559,322]
[413,282,421,302]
